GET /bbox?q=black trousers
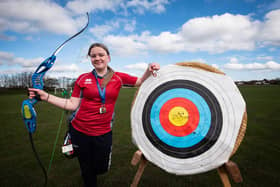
[70,125,112,187]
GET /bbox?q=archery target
[131,64,246,175]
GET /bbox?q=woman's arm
[28,88,81,111]
[135,63,160,87]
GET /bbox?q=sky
[0,0,280,81]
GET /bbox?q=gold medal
[99,105,106,114]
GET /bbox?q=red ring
[159,98,200,137]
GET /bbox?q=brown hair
[87,43,110,56]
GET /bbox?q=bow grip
[21,99,38,133]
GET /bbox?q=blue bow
[20,13,89,186]
[21,13,89,133]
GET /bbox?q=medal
[99,105,106,114]
[93,69,107,114]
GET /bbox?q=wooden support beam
[131,150,148,187]
[217,165,232,187]
[225,161,243,183]
[131,151,243,187]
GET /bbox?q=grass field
[0,85,279,187]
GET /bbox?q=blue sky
[0,0,280,81]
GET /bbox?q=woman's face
[89,46,110,71]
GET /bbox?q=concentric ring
[142,79,223,158]
[159,97,199,137]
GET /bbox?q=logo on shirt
[84,78,92,84]
[110,78,117,82]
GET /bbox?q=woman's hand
[28,88,49,101]
[135,62,161,86]
[149,63,160,77]
[28,88,80,111]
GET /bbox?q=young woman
[28,43,160,187]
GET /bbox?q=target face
[131,64,246,175]
[143,80,222,158]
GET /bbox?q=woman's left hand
[149,63,160,77]
[135,62,161,87]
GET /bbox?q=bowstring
[47,106,65,175]
[47,25,90,176]
[45,12,89,177]
[29,133,48,186]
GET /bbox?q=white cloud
[0,0,169,37]
[256,55,273,61]
[0,50,85,76]
[124,19,136,32]
[89,18,136,39]
[66,0,122,14]
[2,1,279,56]
[0,0,85,35]
[52,64,80,72]
[147,31,185,53]
[89,25,115,39]
[124,63,148,70]
[100,12,263,55]
[229,57,239,64]
[179,13,260,53]
[259,9,280,45]
[211,64,219,69]
[0,1,280,63]
[0,51,14,64]
[0,51,44,67]
[126,0,169,14]
[14,57,45,68]
[266,61,280,70]
[224,59,280,70]
[66,0,169,15]
[97,10,279,56]
[103,35,146,56]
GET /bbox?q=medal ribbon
[92,69,106,104]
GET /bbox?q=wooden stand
[130,150,243,187]
[217,160,243,187]
[130,150,148,187]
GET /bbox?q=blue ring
[150,88,211,148]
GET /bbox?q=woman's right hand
[28,88,49,101]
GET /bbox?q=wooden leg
[225,161,243,183]
[217,165,232,187]
[131,150,148,187]
[217,160,243,186]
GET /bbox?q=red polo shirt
[71,71,138,136]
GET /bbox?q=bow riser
[32,55,56,90]
[21,55,57,133]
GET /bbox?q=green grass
[0,86,279,187]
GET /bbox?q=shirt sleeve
[115,72,138,86]
[71,74,85,98]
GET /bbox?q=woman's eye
[90,53,106,58]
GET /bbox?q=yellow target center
[168,107,189,126]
